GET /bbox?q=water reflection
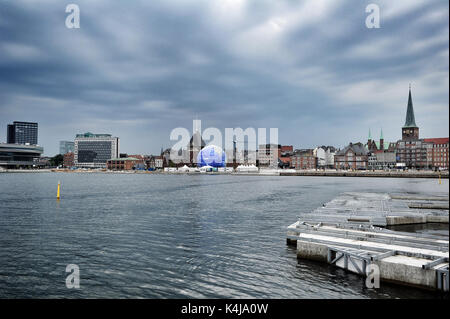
[0,173,448,299]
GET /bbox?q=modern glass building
[7,121,38,145]
[74,132,119,168]
[0,143,44,168]
[59,141,75,155]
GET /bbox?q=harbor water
[0,173,448,298]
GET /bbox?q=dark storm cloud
[0,0,448,155]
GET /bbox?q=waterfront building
[278,157,291,168]
[63,152,74,168]
[394,86,448,169]
[7,121,38,145]
[74,132,119,168]
[366,129,396,153]
[146,155,164,169]
[154,156,164,169]
[257,144,280,167]
[368,151,397,170]
[366,129,396,170]
[396,139,430,169]
[279,145,293,168]
[291,149,317,170]
[334,142,369,170]
[161,148,172,167]
[395,87,427,168]
[128,154,145,161]
[368,153,377,169]
[35,156,51,168]
[256,144,295,168]
[187,131,206,166]
[168,131,207,167]
[423,138,449,170]
[107,157,143,171]
[314,146,336,169]
[7,125,14,143]
[281,145,293,154]
[59,141,75,155]
[0,143,44,168]
[127,155,146,169]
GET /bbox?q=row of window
[433,144,448,148]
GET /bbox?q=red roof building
[423,138,449,169]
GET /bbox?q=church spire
[379,128,384,150]
[403,84,417,128]
[368,128,372,141]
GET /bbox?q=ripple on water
[0,173,448,298]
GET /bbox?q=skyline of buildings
[0,121,43,168]
[0,87,448,170]
[0,86,447,157]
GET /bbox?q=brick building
[257,144,294,168]
[107,157,144,170]
[63,152,74,168]
[396,139,430,169]
[334,142,369,170]
[291,149,317,170]
[395,86,448,169]
[395,87,429,168]
[367,129,396,153]
[280,145,293,168]
[423,138,449,170]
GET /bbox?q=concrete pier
[287,192,449,291]
[297,192,449,227]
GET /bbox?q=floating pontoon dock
[287,192,449,291]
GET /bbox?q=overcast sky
[0,0,448,156]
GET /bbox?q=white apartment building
[314,146,336,169]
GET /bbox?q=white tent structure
[178,165,190,172]
[237,164,258,172]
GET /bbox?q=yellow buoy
[57,181,61,200]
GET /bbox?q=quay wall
[280,171,449,179]
[1,169,449,179]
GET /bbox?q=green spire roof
[403,86,417,128]
[368,128,372,140]
[380,128,383,140]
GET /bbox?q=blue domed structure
[197,145,226,167]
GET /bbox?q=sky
[0,0,448,156]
